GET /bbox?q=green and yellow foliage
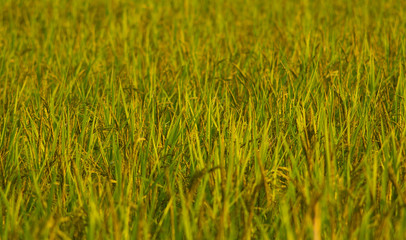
[1,0,406,239]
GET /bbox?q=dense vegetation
[1,0,406,239]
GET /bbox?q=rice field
[1,0,406,239]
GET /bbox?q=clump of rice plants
[1,0,406,239]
